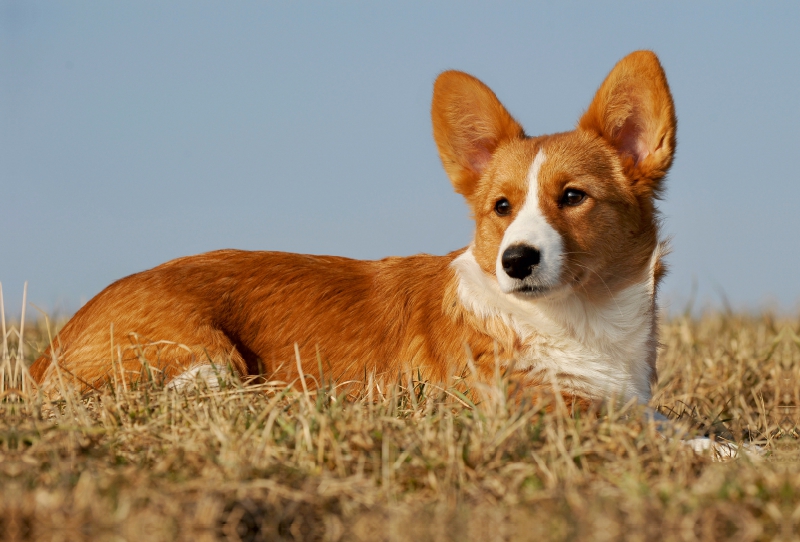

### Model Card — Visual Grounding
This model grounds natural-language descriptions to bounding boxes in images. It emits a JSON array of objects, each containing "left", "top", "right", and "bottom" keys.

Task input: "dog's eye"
[
  {"left": 494, "top": 198, "right": 512, "bottom": 216},
  {"left": 561, "top": 189, "right": 586, "bottom": 207}
]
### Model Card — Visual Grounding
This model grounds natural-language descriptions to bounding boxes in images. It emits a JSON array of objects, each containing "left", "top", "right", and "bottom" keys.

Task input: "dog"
[{"left": 30, "top": 50, "right": 675, "bottom": 412}]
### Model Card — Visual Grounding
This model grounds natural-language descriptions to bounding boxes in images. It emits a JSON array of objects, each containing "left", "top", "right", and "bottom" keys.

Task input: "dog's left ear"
[{"left": 579, "top": 51, "right": 676, "bottom": 197}]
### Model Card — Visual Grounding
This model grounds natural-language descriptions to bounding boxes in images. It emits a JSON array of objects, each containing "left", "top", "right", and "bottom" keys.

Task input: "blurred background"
[{"left": 2, "top": 1, "right": 799, "bottom": 318}]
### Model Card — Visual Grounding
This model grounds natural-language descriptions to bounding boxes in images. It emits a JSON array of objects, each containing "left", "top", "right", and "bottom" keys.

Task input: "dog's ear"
[
  {"left": 432, "top": 71, "right": 524, "bottom": 199},
  {"left": 579, "top": 51, "right": 676, "bottom": 197}
]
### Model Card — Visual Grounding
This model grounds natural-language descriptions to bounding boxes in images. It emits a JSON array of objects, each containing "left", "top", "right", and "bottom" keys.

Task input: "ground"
[{"left": 1, "top": 312, "right": 798, "bottom": 541}]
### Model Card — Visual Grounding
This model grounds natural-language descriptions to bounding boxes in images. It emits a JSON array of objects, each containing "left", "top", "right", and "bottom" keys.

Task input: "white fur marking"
[
  {"left": 647, "top": 409, "right": 764, "bottom": 461},
  {"left": 496, "top": 151, "right": 563, "bottom": 294},
  {"left": 167, "top": 364, "right": 228, "bottom": 392},
  {"left": 680, "top": 437, "right": 766, "bottom": 461},
  {"left": 648, "top": 241, "right": 668, "bottom": 296},
  {"left": 453, "top": 247, "right": 656, "bottom": 403}
]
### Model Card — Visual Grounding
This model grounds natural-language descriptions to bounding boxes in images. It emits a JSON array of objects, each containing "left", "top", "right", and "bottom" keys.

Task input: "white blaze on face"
[{"left": 496, "top": 150, "right": 563, "bottom": 294}]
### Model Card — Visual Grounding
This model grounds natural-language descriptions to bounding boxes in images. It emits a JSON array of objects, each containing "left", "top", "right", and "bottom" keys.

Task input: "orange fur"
[
  {"left": 31, "top": 251, "right": 487, "bottom": 387},
  {"left": 30, "top": 51, "right": 676, "bottom": 407}
]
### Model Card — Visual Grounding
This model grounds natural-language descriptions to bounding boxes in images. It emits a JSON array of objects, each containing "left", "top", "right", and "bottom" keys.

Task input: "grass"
[{"left": 1, "top": 306, "right": 799, "bottom": 541}]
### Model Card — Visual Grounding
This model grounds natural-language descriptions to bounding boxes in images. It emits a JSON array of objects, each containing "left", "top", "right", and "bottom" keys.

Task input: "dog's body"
[{"left": 30, "top": 51, "right": 676, "bottom": 408}]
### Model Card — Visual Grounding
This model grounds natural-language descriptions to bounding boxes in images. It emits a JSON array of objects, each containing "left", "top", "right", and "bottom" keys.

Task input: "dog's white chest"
[
  {"left": 513, "top": 303, "right": 655, "bottom": 403},
  {"left": 452, "top": 248, "right": 657, "bottom": 403}
]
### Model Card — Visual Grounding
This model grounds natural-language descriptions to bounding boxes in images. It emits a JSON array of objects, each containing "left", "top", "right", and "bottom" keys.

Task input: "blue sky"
[{"left": 2, "top": 1, "right": 799, "bottom": 317}]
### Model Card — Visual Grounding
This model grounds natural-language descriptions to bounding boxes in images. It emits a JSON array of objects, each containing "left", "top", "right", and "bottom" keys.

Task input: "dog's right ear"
[
  {"left": 578, "top": 51, "right": 676, "bottom": 198},
  {"left": 432, "top": 71, "right": 524, "bottom": 199}
]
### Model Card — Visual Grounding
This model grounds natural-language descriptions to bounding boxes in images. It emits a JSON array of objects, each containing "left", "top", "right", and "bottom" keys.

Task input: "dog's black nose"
[{"left": 501, "top": 245, "right": 541, "bottom": 280}]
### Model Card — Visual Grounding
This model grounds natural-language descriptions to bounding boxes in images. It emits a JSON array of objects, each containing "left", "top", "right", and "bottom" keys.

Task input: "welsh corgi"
[{"left": 30, "top": 50, "right": 676, "bottom": 409}]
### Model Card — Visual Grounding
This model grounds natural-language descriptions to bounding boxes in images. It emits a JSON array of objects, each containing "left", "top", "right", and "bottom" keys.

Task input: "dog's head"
[{"left": 432, "top": 51, "right": 676, "bottom": 302}]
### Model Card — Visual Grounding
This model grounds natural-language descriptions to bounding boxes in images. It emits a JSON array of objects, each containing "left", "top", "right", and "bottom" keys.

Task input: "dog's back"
[{"left": 30, "top": 249, "right": 496, "bottom": 389}]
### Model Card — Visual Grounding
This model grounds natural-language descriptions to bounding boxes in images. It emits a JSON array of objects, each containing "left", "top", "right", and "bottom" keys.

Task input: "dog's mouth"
[
  {"left": 510, "top": 284, "right": 551, "bottom": 298},
  {"left": 510, "top": 272, "right": 585, "bottom": 299}
]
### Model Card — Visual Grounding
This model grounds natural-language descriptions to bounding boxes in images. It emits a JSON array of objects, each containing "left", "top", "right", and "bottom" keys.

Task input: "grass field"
[{"left": 1, "top": 310, "right": 799, "bottom": 541}]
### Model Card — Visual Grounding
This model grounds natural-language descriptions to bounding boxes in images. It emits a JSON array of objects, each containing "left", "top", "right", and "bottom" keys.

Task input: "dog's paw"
[
  {"left": 682, "top": 437, "right": 766, "bottom": 461},
  {"left": 167, "top": 364, "right": 231, "bottom": 392}
]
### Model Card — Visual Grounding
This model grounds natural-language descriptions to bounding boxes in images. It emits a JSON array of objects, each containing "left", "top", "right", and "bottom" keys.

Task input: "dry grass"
[{"left": 1, "top": 305, "right": 799, "bottom": 541}]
